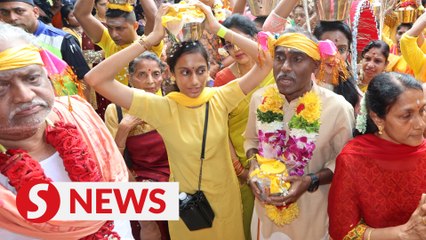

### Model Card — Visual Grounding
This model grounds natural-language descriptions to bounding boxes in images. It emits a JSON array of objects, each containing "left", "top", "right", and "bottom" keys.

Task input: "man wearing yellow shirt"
[
  {"left": 74, "top": 0, "right": 161, "bottom": 86},
  {"left": 400, "top": 12, "right": 426, "bottom": 82}
]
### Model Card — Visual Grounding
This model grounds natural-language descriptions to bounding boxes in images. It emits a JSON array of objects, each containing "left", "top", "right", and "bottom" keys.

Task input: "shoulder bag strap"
[{"left": 197, "top": 102, "right": 209, "bottom": 191}]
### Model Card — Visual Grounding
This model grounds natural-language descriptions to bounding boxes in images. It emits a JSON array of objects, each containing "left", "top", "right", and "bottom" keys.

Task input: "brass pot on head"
[
  {"left": 397, "top": 6, "right": 418, "bottom": 23},
  {"left": 315, "top": 0, "right": 353, "bottom": 21},
  {"left": 247, "top": 0, "right": 281, "bottom": 17}
]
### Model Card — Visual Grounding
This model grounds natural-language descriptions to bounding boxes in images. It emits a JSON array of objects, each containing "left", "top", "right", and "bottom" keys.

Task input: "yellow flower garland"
[
  {"left": 258, "top": 87, "right": 284, "bottom": 114},
  {"left": 265, "top": 203, "right": 299, "bottom": 226},
  {"left": 254, "top": 86, "right": 322, "bottom": 226},
  {"left": 296, "top": 91, "right": 321, "bottom": 124}
]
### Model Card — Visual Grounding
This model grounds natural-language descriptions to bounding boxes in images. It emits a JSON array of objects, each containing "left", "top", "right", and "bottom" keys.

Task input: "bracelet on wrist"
[
  {"left": 216, "top": 26, "right": 228, "bottom": 38},
  {"left": 138, "top": 36, "right": 152, "bottom": 50}
]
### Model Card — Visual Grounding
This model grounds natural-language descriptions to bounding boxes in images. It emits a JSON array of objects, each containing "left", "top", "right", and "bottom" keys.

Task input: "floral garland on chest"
[
  {"left": 0, "top": 120, "right": 120, "bottom": 240},
  {"left": 251, "top": 85, "right": 322, "bottom": 225}
]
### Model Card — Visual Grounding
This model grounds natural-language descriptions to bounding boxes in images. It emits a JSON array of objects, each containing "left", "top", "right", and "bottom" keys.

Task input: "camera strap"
[{"left": 197, "top": 101, "right": 209, "bottom": 191}]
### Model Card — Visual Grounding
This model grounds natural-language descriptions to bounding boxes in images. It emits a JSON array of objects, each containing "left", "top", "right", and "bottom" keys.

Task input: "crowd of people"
[{"left": 0, "top": 0, "right": 426, "bottom": 239}]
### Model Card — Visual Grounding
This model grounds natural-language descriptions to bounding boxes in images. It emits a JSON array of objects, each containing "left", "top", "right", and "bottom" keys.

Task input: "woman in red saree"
[
  {"left": 329, "top": 72, "right": 426, "bottom": 240},
  {"left": 104, "top": 51, "right": 170, "bottom": 240}
]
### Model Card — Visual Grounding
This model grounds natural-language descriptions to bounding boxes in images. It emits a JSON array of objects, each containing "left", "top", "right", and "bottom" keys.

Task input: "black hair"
[
  {"left": 313, "top": 21, "right": 353, "bottom": 47},
  {"left": 355, "top": 72, "right": 422, "bottom": 136},
  {"left": 61, "top": 4, "right": 74, "bottom": 28},
  {"left": 333, "top": 77, "right": 360, "bottom": 108},
  {"left": 166, "top": 41, "right": 209, "bottom": 73},
  {"left": 92, "top": 0, "right": 104, "bottom": 16},
  {"left": 34, "top": 0, "right": 53, "bottom": 23},
  {"left": 128, "top": 51, "right": 165, "bottom": 75},
  {"left": 361, "top": 40, "right": 389, "bottom": 60},
  {"left": 254, "top": 16, "right": 267, "bottom": 29},
  {"left": 106, "top": 9, "right": 136, "bottom": 23},
  {"left": 220, "top": 14, "right": 259, "bottom": 45},
  {"left": 396, "top": 23, "right": 413, "bottom": 32}
]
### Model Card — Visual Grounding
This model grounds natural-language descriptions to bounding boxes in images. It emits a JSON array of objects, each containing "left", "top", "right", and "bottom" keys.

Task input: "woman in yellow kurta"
[{"left": 85, "top": 3, "right": 273, "bottom": 240}]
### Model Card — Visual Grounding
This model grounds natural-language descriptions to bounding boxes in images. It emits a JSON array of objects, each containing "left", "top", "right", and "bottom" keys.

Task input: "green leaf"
[
  {"left": 257, "top": 109, "right": 283, "bottom": 123},
  {"left": 288, "top": 116, "right": 320, "bottom": 133}
]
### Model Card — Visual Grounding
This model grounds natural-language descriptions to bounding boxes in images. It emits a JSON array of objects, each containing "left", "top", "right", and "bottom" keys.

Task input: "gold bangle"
[{"left": 138, "top": 36, "right": 152, "bottom": 50}]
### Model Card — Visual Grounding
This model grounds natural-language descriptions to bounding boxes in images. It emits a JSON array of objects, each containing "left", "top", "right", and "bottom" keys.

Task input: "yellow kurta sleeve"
[
  {"left": 400, "top": 34, "right": 426, "bottom": 82},
  {"left": 421, "top": 40, "right": 426, "bottom": 53},
  {"left": 127, "top": 89, "right": 172, "bottom": 129},
  {"left": 104, "top": 103, "right": 119, "bottom": 138},
  {"left": 214, "top": 80, "right": 247, "bottom": 114}
]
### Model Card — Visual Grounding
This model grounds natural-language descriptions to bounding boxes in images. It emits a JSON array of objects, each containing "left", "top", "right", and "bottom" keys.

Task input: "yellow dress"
[
  {"left": 400, "top": 34, "right": 426, "bottom": 82},
  {"left": 128, "top": 81, "right": 246, "bottom": 240},
  {"left": 386, "top": 54, "right": 414, "bottom": 76},
  {"left": 228, "top": 71, "right": 275, "bottom": 240}
]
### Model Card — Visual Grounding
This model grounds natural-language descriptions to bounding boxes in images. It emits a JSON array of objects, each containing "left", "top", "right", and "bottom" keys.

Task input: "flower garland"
[
  {"left": 0, "top": 121, "right": 120, "bottom": 240},
  {"left": 252, "top": 85, "right": 321, "bottom": 225}
]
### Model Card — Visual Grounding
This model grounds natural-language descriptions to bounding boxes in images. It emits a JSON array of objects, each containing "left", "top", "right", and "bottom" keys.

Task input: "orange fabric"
[
  {"left": 0, "top": 96, "right": 128, "bottom": 239},
  {"left": 52, "top": 12, "right": 63, "bottom": 29},
  {"left": 214, "top": 67, "right": 236, "bottom": 87}
]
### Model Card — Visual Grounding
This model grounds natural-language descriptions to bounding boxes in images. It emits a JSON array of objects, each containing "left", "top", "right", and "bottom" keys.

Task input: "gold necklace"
[{"left": 236, "top": 63, "right": 242, "bottom": 78}]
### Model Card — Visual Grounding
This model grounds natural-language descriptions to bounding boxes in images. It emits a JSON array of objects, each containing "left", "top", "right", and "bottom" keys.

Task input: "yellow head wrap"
[
  {"left": 0, "top": 45, "right": 43, "bottom": 71},
  {"left": 0, "top": 45, "right": 85, "bottom": 106},
  {"left": 107, "top": 3, "right": 134, "bottom": 12},
  {"left": 267, "top": 33, "right": 320, "bottom": 61}
]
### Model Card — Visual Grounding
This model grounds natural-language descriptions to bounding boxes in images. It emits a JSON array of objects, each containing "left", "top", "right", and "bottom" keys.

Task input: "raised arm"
[
  {"left": 196, "top": 1, "right": 273, "bottom": 94},
  {"left": 263, "top": 0, "right": 299, "bottom": 33},
  {"left": 232, "top": 0, "right": 246, "bottom": 14},
  {"left": 84, "top": 6, "right": 168, "bottom": 109},
  {"left": 401, "top": 13, "right": 426, "bottom": 80},
  {"left": 74, "top": 0, "right": 105, "bottom": 43},
  {"left": 406, "top": 11, "right": 426, "bottom": 37},
  {"left": 140, "top": 0, "right": 157, "bottom": 35}
]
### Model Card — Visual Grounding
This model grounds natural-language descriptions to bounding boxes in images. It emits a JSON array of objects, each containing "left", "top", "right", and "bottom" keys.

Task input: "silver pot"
[
  {"left": 173, "top": 22, "right": 204, "bottom": 42},
  {"left": 315, "top": 0, "right": 353, "bottom": 21},
  {"left": 166, "top": 21, "right": 205, "bottom": 43},
  {"left": 247, "top": 0, "right": 281, "bottom": 17},
  {"left": 108, "top": 0, "right": 136, "bottom": 5}
]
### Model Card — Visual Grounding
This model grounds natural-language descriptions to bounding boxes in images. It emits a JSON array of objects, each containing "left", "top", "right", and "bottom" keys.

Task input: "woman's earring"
[{"left": 378, "top": 125, "right": 383, "bottom": 135}]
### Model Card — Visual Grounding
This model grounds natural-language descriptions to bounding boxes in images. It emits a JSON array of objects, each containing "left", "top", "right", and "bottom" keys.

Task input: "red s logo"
[{"left": 16, "top": 179, "right": 60, "bottom": 223}]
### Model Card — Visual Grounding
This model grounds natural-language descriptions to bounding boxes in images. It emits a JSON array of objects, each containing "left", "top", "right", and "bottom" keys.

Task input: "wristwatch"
[{"left": 307, "top": 173, "right": 320, "bottom": 192}]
